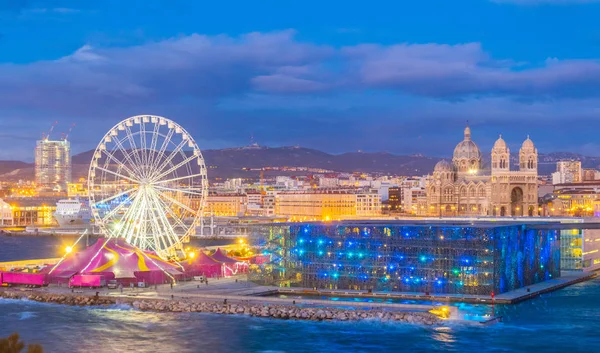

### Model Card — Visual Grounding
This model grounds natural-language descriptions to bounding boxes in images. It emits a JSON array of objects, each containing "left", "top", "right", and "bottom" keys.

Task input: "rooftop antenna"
[{"left": 45, "top": 121, "right": 58, "bottom": 140}]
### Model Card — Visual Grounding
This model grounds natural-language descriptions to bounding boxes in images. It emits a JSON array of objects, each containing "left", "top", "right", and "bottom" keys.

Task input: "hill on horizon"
[{"left": 1, "top": 145, "right": 599, "bottom": 181}]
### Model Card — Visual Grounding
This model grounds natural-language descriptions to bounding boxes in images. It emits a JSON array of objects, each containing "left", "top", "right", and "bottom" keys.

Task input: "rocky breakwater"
[
  {"left": 0, "top": 290, "right": 440, "bottom": 325},
  {"left": 0, "top": 290, "right": 116, "bottom": 306},
  {"left": 130, "top": 299, "right": 441, "bottom": 325}
]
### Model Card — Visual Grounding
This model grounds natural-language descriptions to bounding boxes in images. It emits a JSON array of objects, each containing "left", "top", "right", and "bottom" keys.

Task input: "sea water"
[{"left": 1, "top": 235, "right": 599, "bottom": 352}]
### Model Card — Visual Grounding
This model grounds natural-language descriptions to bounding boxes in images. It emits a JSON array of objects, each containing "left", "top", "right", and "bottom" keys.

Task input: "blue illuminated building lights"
[{"left": 265, "top": 222, "right": 560, "bottom": 295}]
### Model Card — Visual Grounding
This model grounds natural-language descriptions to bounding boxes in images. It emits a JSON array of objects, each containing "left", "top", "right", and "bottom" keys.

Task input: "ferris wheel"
[{"left": 88, "top": 115, "right": 208, "bottom": 258}]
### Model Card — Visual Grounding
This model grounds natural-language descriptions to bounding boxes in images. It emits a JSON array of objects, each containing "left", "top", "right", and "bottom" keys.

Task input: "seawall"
[{"left": 0, "top": 289, "right": 441, "bottom": 325}]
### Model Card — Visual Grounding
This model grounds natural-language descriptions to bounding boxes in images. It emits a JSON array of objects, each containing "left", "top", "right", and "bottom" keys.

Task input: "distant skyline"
[{"left": 1, "top": 0, "right": 600, "bottom": 161}]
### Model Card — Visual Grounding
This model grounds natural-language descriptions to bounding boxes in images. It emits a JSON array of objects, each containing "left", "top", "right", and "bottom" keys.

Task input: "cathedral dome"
[
  {"left": 521, "top": 135, "right": 535, "bottom": 150},
  {"left": 434, "top": 159, "right": 453, "bottom": 172},
  {"left": 453, "top": 126, "right": 482, "bottom": 161}
]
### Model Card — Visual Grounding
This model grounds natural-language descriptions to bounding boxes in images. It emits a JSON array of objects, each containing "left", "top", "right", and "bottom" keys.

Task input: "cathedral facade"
[{"left": 425, "top": 126, "right": 538, "bottom": 217}]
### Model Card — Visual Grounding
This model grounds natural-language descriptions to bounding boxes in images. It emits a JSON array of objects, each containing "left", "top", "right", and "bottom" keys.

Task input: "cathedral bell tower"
[
  {"left": 491, "top": 134, "right": 510, "bottom": 175},
  {"left": 519, "top": 135, "right": 538, "bottom": 173}
]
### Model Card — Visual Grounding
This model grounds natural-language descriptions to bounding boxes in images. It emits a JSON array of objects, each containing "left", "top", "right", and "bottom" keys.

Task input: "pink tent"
[
  {"left": 48, "top": 238, "right": 183, "bottom": 286},
  {"left": 211, "top": 248, "right": 248, "bottom": 276},
  {"left": 182, "top": 252, "right": 223, "bottom": 278}
]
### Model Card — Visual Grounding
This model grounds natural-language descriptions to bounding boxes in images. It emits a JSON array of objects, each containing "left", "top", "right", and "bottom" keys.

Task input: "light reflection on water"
[
  {"left": 1, "top": 236, "right": 600, "bottom": 352},
  {"left": 277, "top": 293, "right": 495, "bottom": 321},
  {"left": 0, "top": 278, "right": 599, "bottom": 353}
]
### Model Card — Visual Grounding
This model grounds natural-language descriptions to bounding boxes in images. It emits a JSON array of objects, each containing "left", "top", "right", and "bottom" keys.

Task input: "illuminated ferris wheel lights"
[{"left": 88, "top": 115, "right": 208, "bottom": 258}]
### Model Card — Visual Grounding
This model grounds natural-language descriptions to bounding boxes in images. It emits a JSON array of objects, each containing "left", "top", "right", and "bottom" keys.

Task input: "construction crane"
[
  {"left": 41, "top": 121, "right": 58, "bottom": 140},
  {"left": 62, "top": 123, "right": 76, "bottom": 141}
]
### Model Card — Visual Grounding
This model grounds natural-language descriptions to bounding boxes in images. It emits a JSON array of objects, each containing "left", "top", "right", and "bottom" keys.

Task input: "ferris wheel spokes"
[
  {"left": 123, "top": 123, "right": 147, "bottom": 179},
  {"left": 155, "top": 191, "right": 198, "bottom": 216},
  {"left": 148, "top": 128, "right": 175, "bottom": 176},
  {"left": 153, "top": 185, "right": 206, "bottom": 197},
  {"left": 110, "top": 134, "right": 147, "bottom": 178},
  {"left": 98, "top": 189, "right": 139, "bottom": 224},
  {"left": 147, "top": 119, "right": 162, "bottom": 171},
  {"left": 148, "top": 189, "right": 184, "bottom": 248},
  {"left": 93, "top": 166, "right": 141, "bottom": 184},
  {"left": 99, "top": 148, "right": 140, "bottom": 182},
  {"left": 151, "top": 173, "right": 207, "bottom": 185},
  {"left": 92, "top": 187, "right": 138, "bottom": 208},
  {"left": 149, "top": 153, "right": 198, "bottom": 184},
  {"left": 147, "top": 138, "right": 188, "bottom": 181}
]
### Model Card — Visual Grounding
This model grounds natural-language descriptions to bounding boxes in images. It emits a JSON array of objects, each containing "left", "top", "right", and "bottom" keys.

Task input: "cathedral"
[{"left": 424, "top": 125, "right": 538, "bottom": 217}]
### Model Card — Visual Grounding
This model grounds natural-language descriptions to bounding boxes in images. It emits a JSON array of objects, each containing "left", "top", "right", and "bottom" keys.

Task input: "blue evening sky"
[{"left": 1, "top": 0, "right": 599, "bottom": 161}]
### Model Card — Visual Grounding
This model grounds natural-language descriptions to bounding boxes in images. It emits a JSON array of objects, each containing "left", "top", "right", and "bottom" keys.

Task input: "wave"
[
  {"left": 0, "top": 297, "right": 55, "bottom": 307},
  {"left": 95, "top": 303, "right": 134, "bottom": 311},
  {"left": 0, "top": 298, "right": 24, "bottom": 305},
  {"left": 18, "top": 311, "right": 37, "bottom": 320}
]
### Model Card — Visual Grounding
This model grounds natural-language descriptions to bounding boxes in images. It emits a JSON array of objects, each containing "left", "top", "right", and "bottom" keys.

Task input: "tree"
[{"left": 0, "top": 333, "right": 43, "bottom": 353}]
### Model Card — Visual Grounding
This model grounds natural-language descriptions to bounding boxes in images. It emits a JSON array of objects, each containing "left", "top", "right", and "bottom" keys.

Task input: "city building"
[
  {"left": 318, "top": 176, "right": 340, "bottom": 188},
  {"left": 553, "top": 160, "right": 583, "bottom": 185},
  {"left": 583, "top": 227, "right": 600, "bottom": 272},
  {"left": 4, "top": 198, "right": 59, "bottom": 226},
  {"left": 275, "top": 176, "right": 305, "bottom": 190},
  {"left": 402, "top": 178, "right": 427, "bottom": 215},
  {"left": 7, "top": 182, "right": 38, "bottom": 198},
  {"left": 275, "top": 191, "right": 381, "bottom": 220},
  {"left": 67, "top": 182, "right": 88, "bottom": 198},
  {"left": 223, "top": 178, "right": 243, "bottom": 191},
  {"left": 549, "top": 183, "right": 600, "bottom": 217},
  {"left": 426, "top": 126, "right": 538, "bottom": 217},
  {"left": 356, "top": 193, "right": 382, "bottom": 216},
  {"left": 251, "top": 221, "right": 560, "bottom": 295},
  {"left": 387, "top": 187, "right": 401, "bottom": 212},
  {"left": 35, "top": 138, "right": 71, "bottom": 192},
  {"left": 263, "top": 194, "right": 276, "bottom": 217},
  {"left": 246, "top": 192, "right": 265, "bottom": 217},
  {"left": 204, "top": 194, "right": 246, "bottom": 217},
  {"left": 583, "top": 169, "right": 600, "bottom": 182},
  {"left": 0, "top": 199, "right": 12, "bottom": 225}
]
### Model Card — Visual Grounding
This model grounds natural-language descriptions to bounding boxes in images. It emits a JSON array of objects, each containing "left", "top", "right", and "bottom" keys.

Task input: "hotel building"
[{"left": 35, "top": 138, "right": 71, "bottom": 192}]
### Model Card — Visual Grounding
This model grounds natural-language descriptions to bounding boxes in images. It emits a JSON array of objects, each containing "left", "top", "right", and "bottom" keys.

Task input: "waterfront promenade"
[{"left": 273, "top": 271, "right": 597, "bottom": 305}]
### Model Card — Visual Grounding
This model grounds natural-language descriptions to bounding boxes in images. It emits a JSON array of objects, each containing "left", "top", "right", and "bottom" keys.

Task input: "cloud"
[
  {"left": 0, "top": 30, "right": 332, "bottom": 114},
  {"left": 52, "top": 7, "right": 79, "bottom": 13},
  {"left": 1, "top": 30, "right": 600, "bottom": 156},
  {"left": 345, "top": 43, "right": 600, "bottom": 99},
  {"left": 2, "top": 31, "right": 600, "bottom": 115}
]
